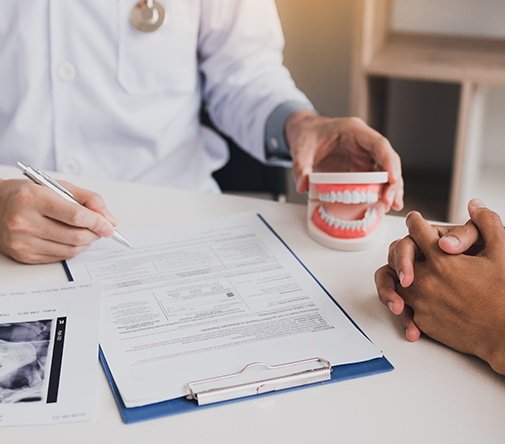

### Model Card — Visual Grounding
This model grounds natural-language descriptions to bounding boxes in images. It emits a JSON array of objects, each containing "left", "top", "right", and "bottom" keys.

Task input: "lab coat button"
[
  {"left": 270, "top": 137, "right": 279, "bottom": 149},
  {"left": 57, "top": 62, "right": 77, "bottom": 82},
  {"left": 61, "top": 159, "right": 80, "bottom": 174}
]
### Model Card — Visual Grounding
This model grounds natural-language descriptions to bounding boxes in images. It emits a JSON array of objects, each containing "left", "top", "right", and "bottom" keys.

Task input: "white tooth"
[
  {"left": 352, "top": 190, "right": 360, "bottom": 204},
  {"left": 336, "top": 191, "right": 343, "bottom": 203},
  {"left": 343, "top": 190, "right": 351, "bottom": 204},
  {"left": 360, "top": 191, "right": 367, "bottom": 203},
  {"left": 367, "top": 192, "right": 378, "bottom": 203},
  {"left": 330, "top": 191, "right": 336, "bottom": 203},
  {"left": 319, "top": 194, "right": 326, "bottom": 202}
]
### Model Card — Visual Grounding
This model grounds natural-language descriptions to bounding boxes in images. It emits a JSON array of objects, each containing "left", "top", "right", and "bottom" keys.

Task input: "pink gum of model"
[{"left": 307, "top": 172, "right": 388, "bottom": 251}]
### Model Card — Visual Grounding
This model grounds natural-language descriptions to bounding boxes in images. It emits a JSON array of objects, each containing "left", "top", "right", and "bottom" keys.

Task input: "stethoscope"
[{"left": 130, "top": 0, "right": 166, "bottom": 33}]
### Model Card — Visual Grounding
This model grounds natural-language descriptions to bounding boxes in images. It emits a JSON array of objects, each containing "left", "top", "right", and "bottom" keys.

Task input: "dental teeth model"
[{"left": 307, "top": 172, "right": 389, "bottom": 251}]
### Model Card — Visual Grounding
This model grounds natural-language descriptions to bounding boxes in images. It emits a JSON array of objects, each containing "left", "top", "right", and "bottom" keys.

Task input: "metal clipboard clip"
[{"left": 187, "top": 357, "right": 332, "bottom": 406}]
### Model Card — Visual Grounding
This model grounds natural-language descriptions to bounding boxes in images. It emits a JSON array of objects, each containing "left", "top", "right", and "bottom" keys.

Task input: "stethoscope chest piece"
[{"left": 131, "top": 0, "right": 165, "bottom": 33}]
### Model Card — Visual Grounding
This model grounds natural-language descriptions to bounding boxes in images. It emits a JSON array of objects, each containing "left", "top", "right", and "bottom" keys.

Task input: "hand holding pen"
[{"left": 0, "top": 162, "right": 131, "bottom": 264}]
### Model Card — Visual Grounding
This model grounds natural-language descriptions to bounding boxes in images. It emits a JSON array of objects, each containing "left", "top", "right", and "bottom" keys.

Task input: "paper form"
[
  {"left": 0, "top": 283, "right": 100, "bottom": 426},
  {"left": 67, "top": 213, "right": 383, "bottom": 408}
]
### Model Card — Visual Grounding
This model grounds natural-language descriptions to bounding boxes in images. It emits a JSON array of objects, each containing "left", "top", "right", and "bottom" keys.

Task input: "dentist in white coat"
[{"left": 0, "top": 0, "right": 403, "bottom": 264}]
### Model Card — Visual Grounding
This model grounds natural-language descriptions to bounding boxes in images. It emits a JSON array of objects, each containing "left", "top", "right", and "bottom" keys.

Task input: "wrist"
[
  {"left": 285, "top": 110, "right": 319, "bottom": 156},
  {"left": 484, "top": 338, "right": 505, "bottom": 375},
  {"left": 479, "top": 304, "right": 505, "bottom": 375}
]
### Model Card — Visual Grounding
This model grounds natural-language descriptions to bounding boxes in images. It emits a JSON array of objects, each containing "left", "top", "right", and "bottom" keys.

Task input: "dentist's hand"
[
  {"left": 286, "top": 111, "right": 404, "bottom": 212},
  {"left": 0, "top": 179, "right": 116, "bottom": 264}
]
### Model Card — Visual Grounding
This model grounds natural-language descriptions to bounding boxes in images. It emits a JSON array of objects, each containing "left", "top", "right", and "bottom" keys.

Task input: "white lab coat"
[{"left": 0, "top": 0, "right": 310, "bottom": 192}]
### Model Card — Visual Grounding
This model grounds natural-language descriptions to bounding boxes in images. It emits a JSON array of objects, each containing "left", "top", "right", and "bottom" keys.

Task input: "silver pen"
[{"left": 17, "top": 161, "right": 132, "bottom": 249}]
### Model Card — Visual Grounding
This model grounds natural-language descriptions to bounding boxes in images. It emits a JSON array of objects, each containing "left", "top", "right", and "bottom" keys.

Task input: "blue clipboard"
[{"left": 63, "top": 214, "right": 393, "bottom": 424}]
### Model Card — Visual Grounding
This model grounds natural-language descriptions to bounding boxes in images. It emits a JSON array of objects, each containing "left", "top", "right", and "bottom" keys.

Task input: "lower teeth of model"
[{"left": 318, "top": 206, "right": 376, "bottom": 230}]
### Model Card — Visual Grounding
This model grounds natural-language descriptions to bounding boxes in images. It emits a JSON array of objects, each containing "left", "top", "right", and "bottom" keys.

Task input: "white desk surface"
[{"left": 0, "top": 164, "right": 503, "bottom": 443}]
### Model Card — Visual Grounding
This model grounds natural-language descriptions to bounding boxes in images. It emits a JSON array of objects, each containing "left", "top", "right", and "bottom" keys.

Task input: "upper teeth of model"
[
  {"left": 318, "top": 206, "right": 377, "bottom": 230},
  {"left": 318, "top": 190, "right": 378, "bottom": 204}
]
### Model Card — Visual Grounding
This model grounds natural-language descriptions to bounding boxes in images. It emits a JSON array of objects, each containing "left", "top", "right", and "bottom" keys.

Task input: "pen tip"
[{"left": 113, "top": 231, "right": 133, "bottom": 249}]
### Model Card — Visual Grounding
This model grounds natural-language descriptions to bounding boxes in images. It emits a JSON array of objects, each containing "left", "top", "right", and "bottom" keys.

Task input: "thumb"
[
  {"left": 437, "top": 220, "right": 480, "bottom": 254},
  {"left": 467, "top": 198, "right": 505, "bottom": 258},
  {"left": 292, "top": 149, "right": 316, "bottom": 193}
]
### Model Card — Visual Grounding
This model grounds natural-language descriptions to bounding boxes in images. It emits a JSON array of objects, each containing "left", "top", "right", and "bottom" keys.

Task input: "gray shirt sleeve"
[{"left": 265, "top": 100, "right": 315, "bottom": 162}]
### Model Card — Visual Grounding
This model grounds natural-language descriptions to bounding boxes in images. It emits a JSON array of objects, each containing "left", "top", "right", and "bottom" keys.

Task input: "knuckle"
[
  {"left": 376, "top": 134, "right": 389, "bottom": 147},
  {"left": 5, "top": 214, "right": 26, "bottom": 232},
  {"left": 388, "top": 239, "right": 400, "bottom": 254},
  {"left": 68, "top": 209, "right": 85, "bottom": 227},
  {"left": 374, "top": 265, "right": 388, "bottom": 286},
  {"left": 22, "top": 254, "right": 40, "bottom": 265},
  {"left": 91, "top": 218, "right": 107, "bottom": 235},
  {"left": 482, "top": 210, "right": 502, "bottom": 226},
  {"left": 61, "top": 246, "right": 84, "bottom": 260},
  {"left": 292, "top": 158, "right": 305, "bottom": 173},
  {"left": 10, "top": 239, "right": 24, "bottom": 253},
  {"left": 13, "top": 184, "right": 35, "bottom": 206},
  {"left": 374, "top": 267, "right": 383, "bottom": 284},
  {"left": 89, "top": 192, "right": 105, "bottom": 207},
  {"left": 70, "top": 230, "right": 90, "bottom": 246},
  {"left": 7, "top": 242, "right": 30, "bottom": 264},
  {"left": 347, "top": 116, "right": 365, "bottom": 127}
]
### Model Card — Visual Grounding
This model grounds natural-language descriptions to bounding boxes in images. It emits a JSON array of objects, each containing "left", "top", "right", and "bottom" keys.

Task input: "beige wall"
[
  {"left": 275, "top": 0, "right": 354, "bottom": 201},
  {"left": 275, "top": 0, "right": 353, "bottom": 117}
]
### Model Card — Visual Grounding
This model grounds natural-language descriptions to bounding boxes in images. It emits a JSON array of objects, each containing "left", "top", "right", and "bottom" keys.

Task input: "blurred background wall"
[
  {"left": 275, "top": 0, "right": 505, "bottom": 208},
  {"left": 275, "top": 0, "right": 353, "bottom": 202}
]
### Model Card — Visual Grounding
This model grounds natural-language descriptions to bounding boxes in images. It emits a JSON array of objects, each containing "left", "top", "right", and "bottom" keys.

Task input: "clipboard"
[{"left": 63, "top": 214, "right": 393, "bottom": 424}]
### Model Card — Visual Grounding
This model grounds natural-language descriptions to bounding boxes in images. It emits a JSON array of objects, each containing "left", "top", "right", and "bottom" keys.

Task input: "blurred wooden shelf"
[
  {"left": 367, "top": 33, "right": 505, "bottom": 85},
  {"left": 352, "top": 0, "right": 504, "bottom": 223}
]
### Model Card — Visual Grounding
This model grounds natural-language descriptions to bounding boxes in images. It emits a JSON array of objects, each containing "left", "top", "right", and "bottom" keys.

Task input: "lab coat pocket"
[{"left": 117, "top": 0, "right": 198, "bottom": 95}]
